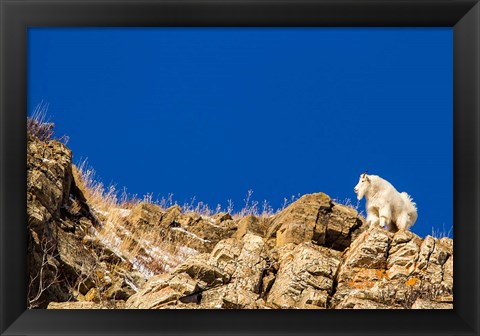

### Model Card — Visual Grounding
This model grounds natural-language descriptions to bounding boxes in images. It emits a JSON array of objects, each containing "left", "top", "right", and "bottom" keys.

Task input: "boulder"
[
  {"left": 266, "top": 193, "right": 364, "bottom": 251},
  {"left": 126, "top": 273, "right": 200, "bottom": 309},
  {"left": 267, "top": 193, "right": 331, "bottom": 247}
]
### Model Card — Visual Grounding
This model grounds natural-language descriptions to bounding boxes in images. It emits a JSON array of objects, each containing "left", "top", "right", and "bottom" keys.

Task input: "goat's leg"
[
  {"left": 366, "top": 212, "right": 380, "bottom": 229},
  {"left": 395, "top": 212, "right": 410, "bottom": 231},
  {"left": 379, "top": 207, "right": 392, "bottom": 231}
]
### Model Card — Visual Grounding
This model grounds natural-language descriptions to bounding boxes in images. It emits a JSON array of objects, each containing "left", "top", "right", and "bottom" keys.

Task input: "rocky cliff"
[{"left": 27, "top": 132, "right": 453, "bottom": 309}]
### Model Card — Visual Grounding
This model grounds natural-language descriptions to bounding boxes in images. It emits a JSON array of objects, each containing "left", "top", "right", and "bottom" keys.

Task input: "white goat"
[{"left": 354, "top": 172, "right": 417, "bottom": 233}]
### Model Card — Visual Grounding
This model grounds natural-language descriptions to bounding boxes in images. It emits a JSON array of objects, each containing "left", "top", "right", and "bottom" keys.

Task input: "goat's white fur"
[{"left": 354, "top": 173, "right": 417, "bottom": 232}]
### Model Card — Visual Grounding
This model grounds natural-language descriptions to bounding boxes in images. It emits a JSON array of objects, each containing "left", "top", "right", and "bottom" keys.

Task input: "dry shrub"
[{"left": 28, "top": 232, "right": 60, "bottom": 308}]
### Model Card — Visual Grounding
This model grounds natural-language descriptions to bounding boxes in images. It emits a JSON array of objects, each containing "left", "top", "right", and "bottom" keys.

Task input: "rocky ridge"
[{"left": 27, "top": 133, "right": 453, "bottom": 309}]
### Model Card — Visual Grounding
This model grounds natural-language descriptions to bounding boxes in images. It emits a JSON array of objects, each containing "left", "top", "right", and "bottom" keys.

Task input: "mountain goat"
[{"left": 354, "top": 172, "right": 417, "bottom": 233}]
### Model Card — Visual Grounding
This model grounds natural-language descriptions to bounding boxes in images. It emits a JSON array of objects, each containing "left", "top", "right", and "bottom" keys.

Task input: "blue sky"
[{"left": 28, "top": 28, "right": 453, "bottom": 238}]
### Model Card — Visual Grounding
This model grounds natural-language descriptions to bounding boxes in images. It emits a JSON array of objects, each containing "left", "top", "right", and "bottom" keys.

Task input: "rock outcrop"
[
  {"left": 27, "top": 131, "right": 453, "bottom": 309},
  {"left": 27, "top": 134, "right": 142, "bottom": 308},
  {"left": 266, "top": 193, "right": 364, "bottom": 251},
  {"left": 123, "top": 224, "right": 452, "bottom": 309},
  {"left": 331, "top": 228, "right": 453, "bottom": 309}
]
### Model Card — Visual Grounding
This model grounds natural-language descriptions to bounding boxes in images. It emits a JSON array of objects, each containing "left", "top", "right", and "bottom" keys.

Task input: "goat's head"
[{"left": 354, "top": 172, "right": 370, "bottom": 200}]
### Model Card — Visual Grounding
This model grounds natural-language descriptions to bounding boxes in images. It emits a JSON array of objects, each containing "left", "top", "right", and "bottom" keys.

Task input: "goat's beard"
[{"left": 356, "top": 190, "right": 365, "bottom": 201}]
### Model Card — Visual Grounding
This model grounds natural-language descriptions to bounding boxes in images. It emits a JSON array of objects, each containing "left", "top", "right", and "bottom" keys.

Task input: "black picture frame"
[{"left": 1, "top": 1, "right": 479, "bottom": 335}]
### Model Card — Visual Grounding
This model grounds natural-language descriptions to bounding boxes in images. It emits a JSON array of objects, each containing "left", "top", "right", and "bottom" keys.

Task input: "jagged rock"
[
  {"left": 411, "top": 235, "right": 451, "bottom": 287},
  {"left": 344, "top": 227, "right": 392, "bottom": 269},
  {"left": 124, "top": 234, "right": 270, "bottom": 309},
  {"left": 332, "top": 227, "right": 396, "bottom": 308},
  {"left": 105, "top": 204, "right": 238, "bottom": 276},
  {"left": 126, "top": 203, "right": 235, "bottom": 254},
  {"left": 126, "top": 273, "right": 200, "bottom": 309},
  {"left": 175, "top": 212, "right": 202, "bottom": 228},
  {"left": 267, "top": 243, "right": 341, "bottom": 309},
  {"left": 27, "top": 135, "right": 73, "bottom": 227},
  {"left": 325, "top": 203, "right": 365, "bottom": 250},
  {"left": 27, "top": 135, "right": 77, "bottom": 306},
  {"left": 235, "top": 215, "right": 266, "bottom": 239},
  {"left": 173, "top": 254, "right": 230, "bottom": 288},
  {"left": 442, "top": 256, "right": 453, "bottom": 289},
  {"left": 127, "top": 203, "right": 164, "bottom": 227},
  {"left": 168, "top": 226, "right": 212, "bottom": 252},
  {"left": 267, "top": 193, "right": 364, "bottom": 251},
  {"left": 104, "top": 279, "right": 136, "bottom": 300},
  {"left": 156, "top": 205, "right": 181, "bottom": 227},
  {"left": 439, "top": 237, "right": 453, "bottom": 254},
  {"left": 221, "top": 286, "right": 268, "bottom": 309},
  {"left": 27, "top": 134, "right": 142, "bottom": 308},
  {"left": 386, "top": 230, "right": 422, "bottom": 279},
  {"left": 191, "top": 284, "right": 268, "bottom": 309},
  {"left": 331, "top": 227, "right": 453, "bottom": 309},
  {"left": 261, "top": 273, "right": 276, "bottom": 295},
  {"left": 210, "top": 234, "right": 267, "bottom": 292},
  {"left": 212, "top": 212, "right": 233, "bottom": 223},
  {"left": 267, "top": 193, "right": 331, "bottom": 247},
  {"left": 186, "top": 217, "right": 236, "bottom": 250}
]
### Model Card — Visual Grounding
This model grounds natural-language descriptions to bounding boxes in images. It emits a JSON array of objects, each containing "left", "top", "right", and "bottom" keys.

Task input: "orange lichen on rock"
[{"left": 405, "top": 277, "right": 420, "bottom": 287}]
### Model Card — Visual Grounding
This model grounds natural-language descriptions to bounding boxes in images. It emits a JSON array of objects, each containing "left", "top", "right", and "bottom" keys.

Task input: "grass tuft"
[
  {"left": 27, "top": 101, "right": 69, "bottom": 144},
  {"left": 431, "top": 223, "right": 453, "bottom": 239}
]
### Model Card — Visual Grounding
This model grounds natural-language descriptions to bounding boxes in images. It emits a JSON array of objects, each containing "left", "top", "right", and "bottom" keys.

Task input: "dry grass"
[
  {"left": 333, "top": 197, "right": 362, "bottom": 213},
  {"left": 180, "top": 190, "right": 298, "bottom": 219},
  {"left": 73, "top": 161, "right": 200, "bottom": 275},
  {"left": 333, "top": 197, "right": 357, "bottom": 209},
  {"left": 74, "top": 154, "right": 313, "bottom": 228},
  {"left": 74, "top": 160, "right": 306, "bottom": 225},
  {"left": 181, "top": 196, "right": 217, "bottom": 217},
  {"left": 76, "top": 159, "right": 124, "bottom": 212},
  {"left": 78, "top": 182, "right": 301, "bottom": 276},
  {"left": 95, "top": 219, "right": 197, "bottom": 276},
  {"left": 27, "top": 102, "right": 69, "bottom": 144},
  {"left": 431, "top": 224, "right": 453, "bottom": 239},
  {"left": 27, "top": 102, "right": 54, "bottom": 141}
]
